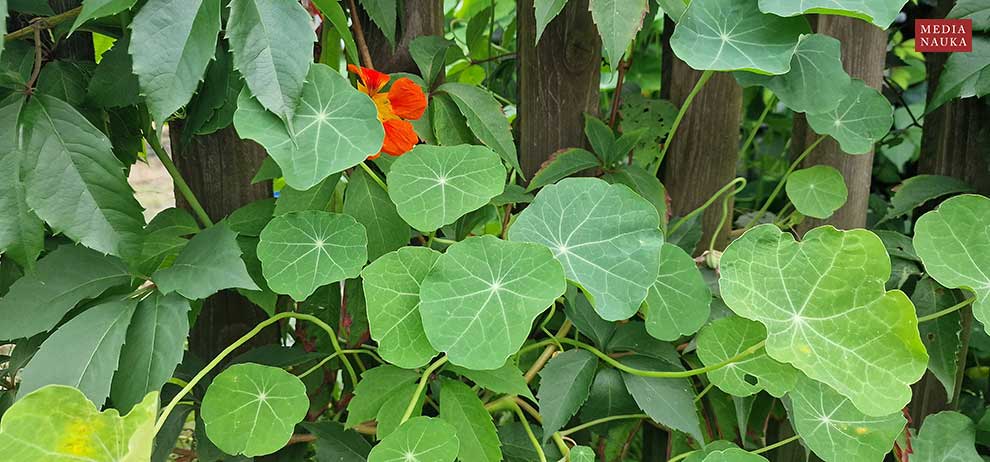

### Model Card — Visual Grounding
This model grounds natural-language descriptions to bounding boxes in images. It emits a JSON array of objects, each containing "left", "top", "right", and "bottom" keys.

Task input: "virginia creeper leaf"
[
  {"left": 71, "top": 0, "right": 138, "bottom": 33},
  {"left": 344, "top": 168, "right": 410, "bottom": 261},
  {"left": 620, "top": 355, "right": 705, "bottom": 443},
  {"left": 526, "top": 148, "right": 601, "bottom": 192},
  {"left": 446, "top": 362, "right": 536, "bottom": 401},
  {"left": 436, "top": 83, "right": 522, "bottom": 174},
  {"left": 785, "top": 165, "right": 848, "bottom": 219},
  {"left": 87, "top": 36, "right": 140, "bottom": 108},
  {"left": 345, "top": 365, "right": 419, "bottom": 428},
  {"left": 367, "top": 417, "right": 459, "bottom": 462},
  {"left": 533, "top": 0, "right": 569, "bottom": 44},
  {"left": 0, "top": 96, "right": 43, "bottom": 268},
  {"left": 300, "top": 421, "right": 372, "bottom": 462},
  {"left": 644, "top": 243, "right": 712, "bottom": 341},
  {"left": 807, "top": 79, "right": 893, "bottom": 155},
  {"left": 439, "top": 379, "right": 502, "bottom": 462},
  {"left": 880, "top": 174, "right": 974, "bottom": 223},
  {"left": 578, "top": 368, "right": 640, "bottom": 427},
  {"left": 537, "top": 349, "right": 597, "bottom": 443},
  {"left": 949, "top": 0, "right": 990, "bottom": 31},
  {"left": 696, "top": 316, "right": 799, "bottom": 397},
  {"left": 590, "top": 0, "right": 650, "bottom": 69},
  {"left": 152, "top": 223, "right": 260, "bottom": 300},
  {"left": 361, "top": 0, "right": 397, "bottom": 47},
  {"left": 929, "top": 37, "right": 990, "bottom": 113},
  {"left": 912, "top": 277, "right": 965, "bottom": 397}
]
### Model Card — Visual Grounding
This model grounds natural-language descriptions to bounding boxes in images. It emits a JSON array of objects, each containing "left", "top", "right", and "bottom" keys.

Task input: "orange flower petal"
[
  {"left": 347, "top": 64, "right": 390, "bottom": 94},
  {"left": 381, "top": 118, "right": 419, "bottom": 156},
  {"left": 387, "top": 78, "right": 428, "bottom": 120}
]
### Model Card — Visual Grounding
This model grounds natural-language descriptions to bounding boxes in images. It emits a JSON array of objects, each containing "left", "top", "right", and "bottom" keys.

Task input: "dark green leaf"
[
  {"left": 620, "top": 355, "right": 704, "bottom": 443},
  {"left": 880, "top": 174, "right": 974, "bottom": 222},
  {"left": 537, "top": 349, "right": 597, "bottom": 442},
  {"left": 440, "top": 379, "right": 502, "bottom": 462},
  {"left": 300, "top": 421, "right": 372, "bottom": 462},
  {"left": 913, "top": 277, "right": 965, "bottom": 397},
  {"left": 579, "top": 368, "right": 640, "bottom": 428},
  {"left": 275, "top": 173, "right": 341, "bottom": 216},
  {"left": 446, "top": 362, "right": 536, "bottom": 401},
  {"left": 526, "top": 148, "right": 600, "bottom": 192},
  {"left": 344, "top": 169, "right": 409, "bottom": 261},
  {"left": 0, "top": 96, "right": 43, "bottom": 268},
  {"left": 152, "top": 223, "right": 259, "bottom": 299},
  {"left": 437, "top": 83, "right": 522, "bottom": 174},
  {"left": 227, "top": 198, "right": 276, "bottom": 237},
  {"left": 345, "top": 366, "right": 419, "bottom": 428},
  {"left": 410, "top": 36, "right": 454, "bottom": 86},
  {"left": 71, "top": 0, "right": 138, "bottom": 33},
  {"left": 361, "top": 0, "right": 397, "bottom": 47}
]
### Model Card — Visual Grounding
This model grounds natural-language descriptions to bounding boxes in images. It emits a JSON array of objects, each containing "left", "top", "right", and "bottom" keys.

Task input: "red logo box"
[{"left": 916, "top": 19, "right": 973, "bottom": 52}]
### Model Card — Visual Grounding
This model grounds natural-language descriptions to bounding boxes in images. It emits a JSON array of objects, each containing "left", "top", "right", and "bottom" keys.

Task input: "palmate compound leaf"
[
  {"left": 807, "top": 79, "right": 894, "bottom": 155},
  {"left": 387, "top": 144, "right": 506, "bottom": 232},
  {"left": 701, "top": 448, "right": 769, "bottom": 462},
  {"left": 344, "top": 168, "right": 410, "bottom": 261},
  {"left": 619, "top": 355, "right": 705, "bottom": 443},
  {"left": 435, "top": 83, "right": 522, "bottom": 174},
  {"left": 258, "top": 210, "right": 368, "bottom": 301},
  {"left": 509, "top": 178, "right": 663, "bottom": 321},
  {"left": 914, "top": 195, "right": 990, "bottom": 334},
  {"left": 789, "top": 377, "right": 906, "bottom": 462},
  {"left": 420, "top": 235, "right": 566, "bottom": 370},
  {"left": 929, "top": 37, "right": 990, "bottom": 113},
  {"left": 537, "top": 349, "right": 598, "bottom": 443},
  {"left": 362, "top": 246, "right": 441, "bottom": 369},
  {"left": 234, "top": 62, "right": 384, "bottom": 191},
  {"left": 696, "top": 316, "right": 799, "bottom": 397},
  {"left": 367, "top": 417, "right": 459, "bottom": 462},
  {"left": 0, "top": 385, "right": 157, "bottom": 461},
  {"left": 439, "top": 379, "right": 502, "bottom": 462},
  {"left": 70, "top": 0, "right": 138, "bottom": 33},
  {"left": 201, "top": 363, "right": 309, "bottom": 457},
  {"left": 719, "top": 224, "right": 928, "bottom": 416},
  {"left": 912, "top": 411, "right": 982, "bottom": 462},
  {"left": 670, "top": 0, "right": 811, "bottom": 74},
  {"left": 0, "top": 97, "right": 43, "bottom": 269},
  {"left": 446, "top": 362, "right": 536, "bottom": 401},
  {"left": 152, "top": 223, "right": 259, "bottom": 300},
  {"left": 913, "top": 277, "right": 965, "bottom": 397},
  {"left": 784, "top": 166, "right": 848, "bottom": 219},
  {"left": 758, "top": 0, "right": 908, "bottom": 28},
  {"left": 643, "top": 243, "right": 712, "bottom": 341}
]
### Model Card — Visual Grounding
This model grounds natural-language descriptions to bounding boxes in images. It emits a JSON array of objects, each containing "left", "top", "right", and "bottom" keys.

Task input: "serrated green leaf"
[
  {"left": 275, "top": 173, "right": 341, "bottom": 216},
  {"left": 526, "top": 148, "right": 600, "bottom": 192},
  {"left": 912, "top": 411, "right": 981, "bottom": 462},
  {"left": 201, "top": 363, "right": 309, "bottom": 457},
  {"left": 601, "top": 164, "right": 667, "bottom": 222},
  {"left": 534, "top": 0, "right": 570, "bottom": 44},
  {"left": 912, "top": 277, "right": 964, "bottom": 397},
  {"left": 499, "top": 423, "right": 562, "bottom": 462},
  {"left": 361, "top": 0, "right": 397, "bottom": 47},
  {"left": 129, "top": 0, "right": 220, "bottom": 124},
  {"left": 620, "top": 355, "right": 704, "bottom": 443},
  {"left": 20, "top": 95, "right": 145, "bottom": 258},
  {"left": 785, "top": 165, "right": 848, "bottom": 219},
  {"left": 421, "top": 235, "right": 565, "bottom": 369},
  {"left": 720, "top": 224, "right": 928, "bottom": 416},
  {"left": 368, "top": 417, "right": 459, "bottom": 462},
  {"left": 930, "top": 37, "right": 990, "bottom": 112},
  {"left": 362, "top": 247, "right": 441, "bottom": 368},
  {"left": 619, "top": 94, "right": 677, "bottom": 166},
  {"left": 538, "top": 349, "right": 597, "bottom": 442},
  {"left": 807, "top": 79, "right": 893, "bottom": 155},
  {"left": 578, "top": 368, "right": 640, "bottom": 428},
  {"left": 410, "top": 36, "right": 454, "bottom": 86},
  {"left": 436, "top": 83, "right": 521, "bottom": 174},
  {"left": 509, "top": 178, "right": 663, "bottom": 321},
  {"left": 18, "top": 299, "right": 137, "bottom": 405},
  {"left": 670, "top": 0, "right": 810, "bottom": 74},
  {"left": 0, "top": 245, "right": 131, "bottom": 341},
  {"left": 110, "top": 292, "right": 190, "bottom": 413},
  {"left": 696, "top": 316, "right": 798, "bottom": 397},
  {"left": 86, "top": 36, "right": 140, "bottom": 108},
  {"left": 431, "top": 93, "right": 475, "bottom": 146},
  {"left": 446, "top": 362, "right": 536, "bottom": 401},
  {"left": 375, "top": 381, "right": 422, "bottom": 440},
  {"left": 227, "top": 198, "right": 276, "bottom": 237},
  {"left": 702, "top": 448, "right": 768, "bottom": 462},
  {"left": 880, "top": 174, "right": 974, "bottom": 223},
  {"left": 0, "top": 385, "right": 157, "bottom": 461},
  {"left": 644, "top": 243, "right": 711, "bottom": 341},
  {"left": 71, "top": 0, "right": 138, "bottom": 33},
  {"left": 387, "top": 144, "right": 506, "bottom": 232},
  {"left": 311, "top": 0, "right": 360, "bottom": 65},
  {"left": 300, "top": 421, "right": 372, "bottom": 462},
  {"left": 36, "top": 61, "right": 91, "bottom": 107},
  {"left": 234, "top": 63, "right": 384, "bottom": 191},
  {"left": 949, "top": 0, "right": 990, "bottom": 31},
  {"left": 345, "top": 366, "right": 419, "bottom": 427},
  {"left": 227, "top": 0, "right": 315, "bottom": 124},
  {"left": 564, "top": 288, "right": 616, "bottom": 348},
  {"left": 258, "top": 211, "right": 367, "bottom": 301},
  {"left": 439, "top": 379, "right": 502, "bottom": 462},
  {"left": 758, "top": 0, "right": 908, "bottom": 28},
  {"left": 345, "top": 168, "right": 410, "bottom": 261},
  {"left": 590, "top": 0, "right": 649, "bottom": 69},
  {"left": 915, "top": 195, "right": 990, "bottom": 337},
  {"left": 0, "top": 97, "right": 42, "bottom": 268},
  {"left": 153, "top": 223, "right": 259, "bottom": 299}
]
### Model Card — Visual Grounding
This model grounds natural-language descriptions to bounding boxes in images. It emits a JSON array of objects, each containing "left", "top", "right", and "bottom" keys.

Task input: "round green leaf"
[
  {"left": 509, "top": 178, "right": 663, "bottom": 321},
  {"left": 914, "top": 195, "right": 990, "bottom": 333},
  {"left": 387, "top": 144, "right": 507, "bottom": 232},
  {"left": 696, "top": 316, "right": 799, "bottom": 397},
  {"left": 702, "top": 448, "right": 769, "bottom": 462},
  {"left": 785, "top": 166, "right": 848, "bottom": 219},
  {"left": 362, "top": 247, "right": 442, "bottom": 369},
  {"left": 758, "top": 0, "right": 907, "bottom": 28},
  {"left": 368, "top": 417, "right": 459, "bottom": 462},
  {"left": 234, "top": 63, "right": 384, "bottom": 191},
  {"left": 258, "top": 210, "right": 368, "bottom": 301},
  {"left": 644, "top": 243, "right": 712, "bottom": 341},
  {"left": 807, "top": 79, "right": 893, "bottom": 155},
  {"left": 720, "top": 224, "right": 927, "bottom": 416},
  {"left": 420, "top": 235, "right": 566, "bottom": 370},
  {"left": 201, "top": 363, "right": 309, "bottom": 457},
  {"left": 670, "top": 0, "right": 811, "bottom": 74},
  {"left": 912, "top": 411, "right": 982, "bottom": 462}
]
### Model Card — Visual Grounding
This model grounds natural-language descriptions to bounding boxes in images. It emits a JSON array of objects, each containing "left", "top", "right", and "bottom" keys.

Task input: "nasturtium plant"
[
  {"left": 806, "top": 79, "right": 894, "bottom": 155},
  {"left": 367, "top": 417, "right": 459, "bottom": 462},
  {"left": 696, "top": 316, "right": 799, "bottom": 397},
  {"left": 643, "top": 243, "right": 712, "bottom": 341},
  {"left": 785, "top": 165, "right": 848, "bottom": 219},
  {"left": 757, "top": 0, "right": 909, "bottom": 28}
]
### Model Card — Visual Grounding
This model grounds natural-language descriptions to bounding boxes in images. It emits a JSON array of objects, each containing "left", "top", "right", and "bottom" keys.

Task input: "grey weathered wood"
[{"left": 365, "top": 0, "right": 444, "bottom": 73}]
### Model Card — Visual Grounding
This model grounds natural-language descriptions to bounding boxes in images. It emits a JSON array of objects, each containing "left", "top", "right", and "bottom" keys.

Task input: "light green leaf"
[
  {"left": 578, "top": 368, "right": 640, "bottom": 427},
  {"left": 880, "top": 174, "right": 974, "bottom": 223},
  {"left": 949, "top": 0, "right": 990, "bottom": 31},
  {"left": 0, "top": 385, "right": 157, "bottom": 461},
  {"left": 446, "top": 362, "right": 536, "bottom": 401},
  {"left": 345, "top": 365, "right": 419, "bottom": 428},
  {"left": 387, "top": 144, "right": 506, "bottom": 232},
  {"left": 234, "top": 63, "right": 384, "bottom": 191},
  {"left": 912, "top": 411, "right": 982, "bottom": 462},
  {"left": 670, "top": 0, "right": 810, "bottom": 74},
  {"left": 361, "top": 0, "right": 397, "bottom": 47},
  {"left": 345, "top": 168, "right": 410, "bottom": 261},
  {"left": 620, "top": 355, "right": 704, "bottom": 443},
  {"left": 111, "top": 292, "right": 190, "bottom": 413},
  {"left": 227, "top": 198, "right": 276, "bottom": 237},
  {"left": 0, "top": 245, "right": 130, "bottom": 341},
  {"left": 696, "top": 316, "right": 799, "bottom": 397},
  {"left": 374, "top": 382, "right": 422, "bottom": 439},
  {"left": 590, "top": 0, "right": 649, "bottom": 69},
  {"left": 526, "top": 148, "right": 601, "bottom": 192},
  {"left": 436, "top": 83, "right": 521, "bottom": 174},
  {"left": 758, "top": 0, "right": 908, "bottom": 28},
  {"left": 258, "top": 211, "right": 368, "bottom": 301},
  {"left": 914, "top": 195, "right": 990, "bottom": 336},
  {"left": 702, "top": 448, "right": 768, "bottom": 462},
  {"left": 311, "top": 0, "right": 360, "bottom": 65},
  {"left": 538, "top": 349, "right": 597, "bottom": 442},
  {"left": 509, "top": 178, "right": 663, "bottom": 321},
  {"left": 153, "top": 223, "right": 260, "bottom": 300},
  {"left": 86, "top": 36, "right": 140, "bottom": 108},
  {"left": 644, "top": 243, "right": 712, "bottom": 341},
  {"left": 227, "top": 0, "right": 315, "bottom": 124},
  {"left": 421, "top": 235, "right": 565, "bottom": 369},
  {"left": 807, "top": 79, "right": 893, "bottom": 155},
  {"left": 275, "top": 173, "right": 340, "bottom": 216},
  {"left": 410, "top": 36, "right": 454, "bottom": 86},
  {"left": 720, "top": 224, "right": 928, "bottom": 416},
  {"left": 440, "top": 379, "right": 502, "bottom": 462},
  {"left": 534, "top": 0, "right": 569, "bottom": 44},
  {"left": 300, "top": 421, "right": 372, "bottom": 462},
  {"left": 71, "top": 0, "right": 138, "bottom": 33},
  {"left": 129, "top": 0, "right": 220, "bottom": 124},
  {"left": 367, "top": 417, "right": 459, "bottom": 462},
  {"left": 785, "top": 165, "right": 848, "bottom": 219},
  {"left": 735, "top": 34, "right": 851, "bottom": 115},
  {"left": 18, "top": 300, "right": 137, "bottom": 405},
  {"left": 789, "top": 377, "right": 906, "bottom": 462},
  {"left": 201, "top": 363, "right": 309, "bottom": 457},
  {"left": 362, "top": 247, "right": 441, "bottom": 368},
  {"left": 912, "top": 277, "right": 965, "bottom": 397},
  {"left": 20, "top": 95, "right": 145, "bottom": 258},
  {"left": 571, "top": 446, "right": 596, "bottom": 462},
  {"left": 0, "top": 97, "right": 43, "bottom": 268},
  {"left": 930, "top": 37, "right": 990, "bottom": 112}
]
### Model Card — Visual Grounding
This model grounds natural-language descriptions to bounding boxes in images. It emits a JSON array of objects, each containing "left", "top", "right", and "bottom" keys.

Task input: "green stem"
[
  {"left": 5, "top": 6, "right": 82, "bottom": 41},
  {"left": 298, "top": 349, "right": 377, "bottom": 379},
  {"left": 918, "top": 297, "right": 976, "bottom": 323},
  {"left": 559, "top": 413, "right": 648, "bottom": 437},
  {"left": 693, "top": 382, "right": 715, "bottom": 402},
  {"left": 154, "top": 312, "right": 356, "bottom": 434},
  {"left": 739, "top": 94, "right": 777, "bottom": 161},
  {"left": 744, "top": 135, "right": 826, "bottom": 231},
  {"left": 753, "top": 434, "right": 801, "bottom": 455},
  {"left": 653, "top": 69, "right": 714, "bottom": 175},
  {"left": 668, "top": 177, "right": 747, "bottom": 237},
  {"left": 512, "top": 402, "right": 547, "bottom": 462},
  {"left": 146, "top": 132, "right": 214, "bottom": 228},
  {"left": 359, "top": 161, "right": 388, "bottom": 191},
  {"left": 399, "top": 356, "right": 449, "bottom": 425},
  {"left": 426, "top": 231, "right": 437, "bottom": 249}
]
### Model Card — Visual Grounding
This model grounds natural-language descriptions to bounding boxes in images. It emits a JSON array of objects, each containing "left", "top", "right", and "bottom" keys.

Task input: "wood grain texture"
[{"left": 365, "top": 0, "right": 444, "bottom": 73}]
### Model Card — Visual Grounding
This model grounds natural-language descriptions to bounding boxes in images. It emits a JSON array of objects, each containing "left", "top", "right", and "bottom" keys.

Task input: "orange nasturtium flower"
[{"left": 348, "top": 65, "right": 428, "bottom": 159}]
